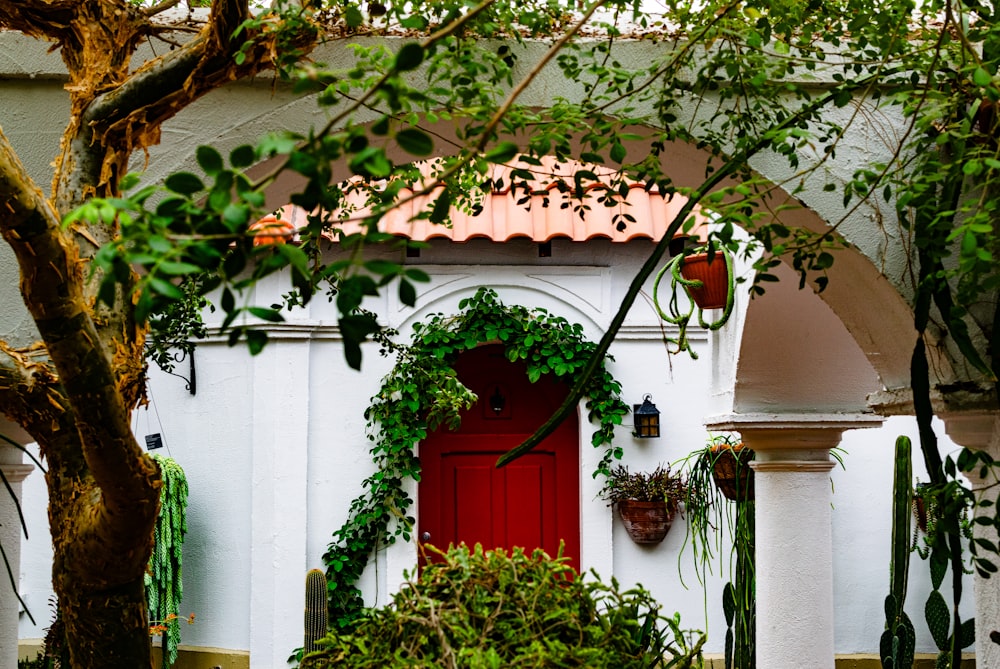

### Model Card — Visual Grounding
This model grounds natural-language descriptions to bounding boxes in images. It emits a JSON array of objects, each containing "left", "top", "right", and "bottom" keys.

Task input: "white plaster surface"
[
  {"left": 754, "top": 448, "right": 837, "bottom": 669},
  {"left": 1, "top": 452, "right": 31, "bottom": 669},
  {"left": 0, "top": 29, "right": 989, "bottom": 667}
]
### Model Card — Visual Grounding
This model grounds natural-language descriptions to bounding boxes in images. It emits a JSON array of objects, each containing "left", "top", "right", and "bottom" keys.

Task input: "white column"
[
  {"left": 0, "top": 446, "right": 32, "bottom": 668},
  {"left": 706, "top": 413, "right": 882, "bottom": 669},
  {"left": 249, "top": 338, "right": 311, "bottom": 669},
  {"left": 941, "top": 410, "right": 1000, "bottom": 669}
]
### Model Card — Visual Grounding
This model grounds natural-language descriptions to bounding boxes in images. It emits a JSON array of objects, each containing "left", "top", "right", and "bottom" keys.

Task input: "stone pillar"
[
  {"left": 940, "top": 410, "right": 1000, "bottom": 669},
  {"left": 706, "top": 413, "right": 882, "bottom": 669},
  {"left": 0, "top": 446, "right": 32, "bottom": 668}
]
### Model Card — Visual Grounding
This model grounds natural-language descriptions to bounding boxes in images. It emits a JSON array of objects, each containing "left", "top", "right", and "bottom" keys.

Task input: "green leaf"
[
  {"left": 197, "top": 146, "right": 224, "bottom": 176},
  {"left": 610, "top": 142, "right": 626, "bottom": 164},
  {"left": 400, "top": 14, "right": 427, "bottom": 30},
  {"left": 147, "top": 277, "right": 184, "bottom": 300},
  {"left": 246, "top": 329, "right": 268, "bottom": 355},
  {"left": 924, "top": 590, "right": 950, "bottom": 649},
  {"left": 395, "top": 43, "right": 424, "bottom": 72},
  {"left": 364, "top": 259, "right": 401, "bottom": 275},
  {"left": 399, "top": 278, "right": 417, "bottom": 307},
  {"left": 371, "top": 115, "right": 390, "bottom": 136},
  {"left": 221, "top": 287, "right": 235, "bottom": 313},
  {"left": 277, "top": 243, "right": 311, "bottom": 277},
  {"left": 430, "top": 190, "right": 452, "bottom": 224},
  {"left": 223, "top": 203, "right": 250, "bottom": 230},
  {"left": 485, "top": 141, "right": 519, "bottom": 164},
  {"left": 973, "top": 66, "right": 992, "bottom": 87},
  {"left": 396, "top": 128, "right": 434, "bottom": 156},
  {"left": 339, "top": 314, "right": 378, "bottom": 370},
  {"left": 350, "top": 147, "right": 392, "bottom": 178},
  {"left": 157, "top": 261, "right": 202, "bottom": 275},
  {"left": 345, "top": 5, "right": 364, "bottom": 28},
  {"left": 119, "top": 172, "right": 142, "bottom": 191},
  {"left": 230, "top": 145, "right": 256, "bottom": 168},
  {"left": 248, "top": 307, "right": 285, "bottom": 323},
  {"left": 165, "top": 172, "right": 204, "bottom": 195},
  {"left": 404, "top": 268, "right": 430, "bottom": 282}
]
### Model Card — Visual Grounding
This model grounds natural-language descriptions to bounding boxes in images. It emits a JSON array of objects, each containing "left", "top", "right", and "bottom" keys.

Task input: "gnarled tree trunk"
[{"left": 0, "top": 1, "right": 317, "bottom": 665}]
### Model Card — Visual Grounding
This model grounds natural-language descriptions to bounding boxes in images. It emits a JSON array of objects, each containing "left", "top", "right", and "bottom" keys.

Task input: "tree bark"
[{"left": 0, "top": 0, "right": 319, "bottom": 665}]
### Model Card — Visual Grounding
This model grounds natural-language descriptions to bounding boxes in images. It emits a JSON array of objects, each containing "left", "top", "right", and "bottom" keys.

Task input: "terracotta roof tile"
[{"left": 266, "top": 158, "right": 708, "bottom": 244}]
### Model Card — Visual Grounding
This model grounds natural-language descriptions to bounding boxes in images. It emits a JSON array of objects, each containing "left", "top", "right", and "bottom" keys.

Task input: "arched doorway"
[{"left": 418, "top": 344, "right": 581, "bottom": 568}]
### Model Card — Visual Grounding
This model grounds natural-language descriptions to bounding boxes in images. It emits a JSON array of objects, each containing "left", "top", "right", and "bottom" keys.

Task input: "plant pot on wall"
[
  {"left": 617, "top": 500, "right": 675, "bottom": 545},
  {"left": 710, "top": 441, "right": 755, "bottom": 502},
  {"left": 679, "top": 252, "right": 730, "bottom": 310}
]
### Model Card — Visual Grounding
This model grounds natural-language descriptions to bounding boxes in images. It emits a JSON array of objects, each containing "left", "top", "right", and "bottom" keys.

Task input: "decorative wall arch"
[{"left": 320, "top": 287, "right": 629, "bottom": 626}]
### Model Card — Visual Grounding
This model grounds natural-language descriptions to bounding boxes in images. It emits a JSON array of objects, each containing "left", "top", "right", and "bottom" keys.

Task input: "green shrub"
[{"left": 302, "top": 544, "right": 705, "bottom": 669}]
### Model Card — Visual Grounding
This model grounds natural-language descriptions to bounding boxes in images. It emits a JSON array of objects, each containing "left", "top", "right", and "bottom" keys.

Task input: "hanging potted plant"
[
  {"left": 652, "top": 241, "right": 736, "bottom": 358},
  {"left": 708, "top": 434, "right": 755, "bottom": 502},
  {"left": 676, "top": 435, "right": 756, "bottom": 669},
  {"left": 601, "top": 465, "right": 687, "bottom": 545},
  {"left": 678, "top": 246, "right": 732, "bottom": 310}
]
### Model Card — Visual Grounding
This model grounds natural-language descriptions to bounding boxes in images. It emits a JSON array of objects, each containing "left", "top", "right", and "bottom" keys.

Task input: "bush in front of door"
[{"left": 301, "top": 543, "right": 705, "bottom": 668}]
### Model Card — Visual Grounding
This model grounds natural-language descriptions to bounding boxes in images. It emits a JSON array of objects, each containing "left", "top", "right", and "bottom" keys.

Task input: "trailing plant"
[
  {"left": 321, "top": 288, "right": 629, "bottom": 629},
  {"left": 601, "top": 464, "right": 687, "bottom": 511},
  {"left": 145, "top": 454, "right": 189, "bottom": 669},
  {"left": 652, "top": 243, "right": 736, "bottom": 359},
  {"left": 302, "top": 544, "right": 706, "bottom": 669},
  {"left": 676, "top": 434, "right": 755, "bottom": 669}
]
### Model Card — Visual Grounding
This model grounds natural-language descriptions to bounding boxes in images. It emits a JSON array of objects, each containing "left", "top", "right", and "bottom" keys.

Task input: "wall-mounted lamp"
[
  {"left": 489, "top": 385, "right": 507, "bottom": 416},
  {"left": 633, "top": 395, "right": 661, "bottom": 438}
]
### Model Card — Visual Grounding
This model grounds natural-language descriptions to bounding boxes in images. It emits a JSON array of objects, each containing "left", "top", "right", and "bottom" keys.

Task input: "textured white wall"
[
  {"left": 14, "top": 240, "right": 970, "bottom": 659},
  {"left": 2, "top": 30, "right": 978, "bottom": 663}
]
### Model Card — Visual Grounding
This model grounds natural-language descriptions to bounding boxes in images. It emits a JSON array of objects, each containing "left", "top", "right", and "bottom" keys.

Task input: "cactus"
[
  {"left": 304, "top": 569, "right": 329, "bottom": 654},
  {"left": 921, "top": 501, "right": 976, "bottom": 669},
  {"left": 881, "top": 436, "right": 916, "bottom": 669},
  {"left": 925, "top": 576, "right": 976, "bottom": 668}
]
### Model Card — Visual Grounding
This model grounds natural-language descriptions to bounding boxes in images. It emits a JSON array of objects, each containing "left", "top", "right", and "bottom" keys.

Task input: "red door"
[{"left": 418, "top": 345, "right": 580, "bottom": 568}]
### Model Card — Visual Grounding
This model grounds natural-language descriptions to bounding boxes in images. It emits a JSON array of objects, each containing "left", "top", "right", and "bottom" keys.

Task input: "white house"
[{"left": 4, "top": 25, "right": 996, "bottom": 669}]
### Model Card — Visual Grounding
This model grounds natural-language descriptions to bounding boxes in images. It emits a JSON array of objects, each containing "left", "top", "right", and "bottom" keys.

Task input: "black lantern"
[
  {"left": 489, "top": 385, "right": 507, "bottom": 415},
  {"left": 633, "top": 395, "right": 661, "bottom": 438}
]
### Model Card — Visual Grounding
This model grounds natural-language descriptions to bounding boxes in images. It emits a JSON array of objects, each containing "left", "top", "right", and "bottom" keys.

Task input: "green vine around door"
[{"left": 321, "top": 287, "right": 630, "bottom": 628}]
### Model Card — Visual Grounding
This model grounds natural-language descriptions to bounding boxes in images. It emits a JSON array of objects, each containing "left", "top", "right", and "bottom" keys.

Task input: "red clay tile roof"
[{"left": 263, "top": 158, "right": 708, "bottom": 244}]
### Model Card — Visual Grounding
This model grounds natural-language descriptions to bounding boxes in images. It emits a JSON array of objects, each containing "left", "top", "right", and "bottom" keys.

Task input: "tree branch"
[
  {"left": 0, "top": 126, "right": 158, "bottom": 514},
  {"left": 0, "top": 0, "right": 77, "bottom": 40}
]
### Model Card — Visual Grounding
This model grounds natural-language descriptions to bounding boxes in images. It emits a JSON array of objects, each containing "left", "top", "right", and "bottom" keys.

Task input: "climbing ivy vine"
[{"left": 321, "top": 287, "right": 629, "bottom": 628}]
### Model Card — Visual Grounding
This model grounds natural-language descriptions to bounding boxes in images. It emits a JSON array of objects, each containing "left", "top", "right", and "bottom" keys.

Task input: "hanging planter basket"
[
  {"left": 679, "top": 252, "right": 730, "bottom": 310},
  {"left": 710, "top": 443, "right": 755, "bottom": 502},
  {"left": 616, "top": 500, "right": 675, "bottom": 544}
]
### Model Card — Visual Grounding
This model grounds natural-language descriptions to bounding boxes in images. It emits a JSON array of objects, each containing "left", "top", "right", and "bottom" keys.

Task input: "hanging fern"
[
  {"left": 321, "top": 287, "right": 630, "bottom": 629},
  {"left": 145, "top": 454, "right": 189, "bottom": 668}
]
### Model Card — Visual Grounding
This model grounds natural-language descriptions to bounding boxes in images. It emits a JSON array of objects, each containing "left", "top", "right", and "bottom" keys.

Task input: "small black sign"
[{"left": 145, "top": 433, "right": 163, "bottom": 450}]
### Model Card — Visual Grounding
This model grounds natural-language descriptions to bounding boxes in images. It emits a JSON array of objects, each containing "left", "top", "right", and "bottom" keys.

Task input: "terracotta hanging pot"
[
  {"left": 710, "top": 443, "right": 755, "bottom": 502},
  {"left": 679, "top": 252, "right": 729, "bottom": 310},
  {"left": 616, "top": 500, "right": 674, "bottom": 545},
  {"left": 249, "top": 214, "right": 295, "bottom": 246}
]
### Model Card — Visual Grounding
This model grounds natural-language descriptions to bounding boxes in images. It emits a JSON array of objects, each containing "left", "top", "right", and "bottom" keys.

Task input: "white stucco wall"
[
  {"left": 16, "top": 238, "right": 976, "bottom": 662},
  {"left": 1, "top": 27, "right": 981, "bottom": 665}
]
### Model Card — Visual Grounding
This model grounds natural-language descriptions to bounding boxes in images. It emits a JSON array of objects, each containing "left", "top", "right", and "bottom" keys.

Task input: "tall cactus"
[
  {"left": 881, "top": 436, "right": 916, "bottom": 669},
  {"left": 304, "top": 569, "right": 329, "bottom": 654}
]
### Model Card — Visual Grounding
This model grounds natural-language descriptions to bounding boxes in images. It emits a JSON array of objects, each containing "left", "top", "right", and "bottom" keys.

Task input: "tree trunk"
[{"left": 56, "top": 570, "right": 153, "bottom": 668}]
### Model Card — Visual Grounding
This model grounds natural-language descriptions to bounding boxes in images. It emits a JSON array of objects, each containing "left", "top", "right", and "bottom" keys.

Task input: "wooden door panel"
[
  {"left": 451, "top": 461, "right": 496, "bottom": 549},
  {"left": 505, "top": 462, "right": 546, "bottom": 551},
  {"left": 418, "top": 344, "right": 580, "bottom": 568}
]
